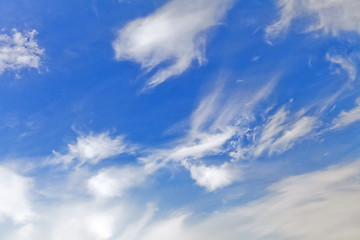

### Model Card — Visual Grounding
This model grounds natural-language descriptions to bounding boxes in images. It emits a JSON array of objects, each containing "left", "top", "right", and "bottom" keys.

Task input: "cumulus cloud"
[
  {"left": 266, "top": 0, "right": 360, "bottom": 38},
  {"left": 0, "top": 29, "right": 44, "bottom": 74},
  {"left": 0, "top": 166, "right": 33, "bottom": 224},
  {"left": 332, "top": 98, "right": 360, "bottom": 129},
  {"left": 136, "top": 160, "right": 360, "bottom": 240},
  {"left": 113, "top": 0, "right": 233, "bottom": 88},
  {"left": 14, "top": 202, "right": 131, "bottom": 240},
  {"left": 87, "top": 166, "right": 147, "bottom": 198},
  {"left": 0, "top": 164, "right": 154, "bottom": 240},
  {"left": 188, "top": 163, "right": 242, "bottom": 191},
  {"left": 50, "top": 132, "right": 133, "bottom": 167}
]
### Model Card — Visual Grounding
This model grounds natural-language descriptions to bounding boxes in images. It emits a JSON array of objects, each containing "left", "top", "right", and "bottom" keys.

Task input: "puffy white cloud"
[
  {"left": 20, "top": 203, "right": 129, "bottom": 240},
  {"left": 87, "top": 166, "right": 146, "bottom": 198},
  {"left": 332, "top": 98, "right": 360, "bottom": 129},
  {"left": 113, "top": 0, "right": 233, "bottom": 88},
  {"left": 188, "top": 163, "right": 242, "bottom": 191},
  {"left": 0, "top": 29, "right": 44, "bottom": 74},
  {"left": 0, "top": 166, "right": 33, "bottom": 224},
  {"left": 50, "top": 132, "right": 133, "bottom": 166},
  {"left": 136, "top": 160, "right": 360, "bottom": 240},
  {"left": 0, "top": 164, "right": 154, "bottom": 240},
  {"left": 266, "top": 0, "right": 360, "bottom": 38}
]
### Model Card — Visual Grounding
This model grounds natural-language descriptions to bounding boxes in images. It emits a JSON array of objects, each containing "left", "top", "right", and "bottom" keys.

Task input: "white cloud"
[
  {"left": 270, "top": 116, "right": 317, "bottom": 154},
  {"left": 188, "top": 163, "right": 242, "bottom": 191},
  {"left": 136, "top": 160, "right": 360, "bottom": 240},
  {"left": 139, "top": 214, "right": 189, "bottom": 240},
  {"left": 266, "top": 0, "right": 360, "bottom": 38},
  {"left": 326, "top": 53, "right": 357, "bottom": 81},
  {"left": 118, "top": 204, "right": 157, "bottom": 240},
  {"left": 113, "top": 0, "right": 233, "bottom": 88},
  {"left": 253, "top": 107, "right": 288, "bottom": 156},
  {"left": 0, "top": 29, "right": 44, "bottom": 74},
  {"left": 0, "top": 165, "right": 154, "bottom": 240},
  {"left": 140, "top": 79, "right": 278, "bottom": 191},
  {"left": 2, "top": 158, "right": 360, "bottom": 240},
  {"left": 87, "top": 166, "right": 146, "bottom": 198},
  {"left": 332, "top": 98, "right": 360, "bottom": 129},
  {"left": 27, "top": 203, "right": 128, "bottom": 240},
  {"left": 50, "top": 132, "right": 133, "bottom": 166},
  {"left": 0, "top": 166, "right": 33, "bottom": 224},
  {"left": 253, "top": 108, "right": 318, "bottom": 157}
]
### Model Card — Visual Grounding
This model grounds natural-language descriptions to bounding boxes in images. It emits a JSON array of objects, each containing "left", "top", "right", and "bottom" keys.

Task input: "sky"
[{"left": 0, "top": 0, "right": 360, "bottom": 239}]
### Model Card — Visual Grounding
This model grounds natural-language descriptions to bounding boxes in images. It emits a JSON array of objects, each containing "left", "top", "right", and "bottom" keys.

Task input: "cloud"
[
  {"left": 0, "top": 166, "right": 33, "bottom": 224},
  {"left": 87, "top": 166, "right": 147, "bottom": 198},
  {"left": 2, "top": 156, "right": 360, "bottom": 240},
  {"left": 0, "top": 29, "right": 44, "bottom": 75},
  {"left": 50, "top": 132, "right": 133, "bottom": 167},
  {"left": 113, "top": 0, "right": 233, "bottom": 88},
  {"left": 332, "top": 98, "right": 360, "bottom": 129},
  {"left": 136, "top": 160, "right": 360, "bottom": 240},
  {"left": 326, "top": 53, "right": 357, "bottom": 81},
  {"left": 269, "top": 116, "right": 318, "bottom": 154},
  {"left": 140, "top": 79, "right": 277, "bottom": 190},
  {"left": 188, "top": 163, "right": 242, "bottom": 192},
  {"left": 19, "top": 203, "right": 130, "bottom": 240},
  {"left": 0, "top": 163, "right": 155, "bottom": 240},
  {"left": 266, "top": 0, "right": 360, "bottom": 38},
  {"left": 246, "top": 108, "right": 318, "bottom": 157}
]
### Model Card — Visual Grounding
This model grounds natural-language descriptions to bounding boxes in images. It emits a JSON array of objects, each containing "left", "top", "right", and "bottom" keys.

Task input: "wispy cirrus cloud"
[
  {"left": 252, "top": 108, "right": 318, "bottom": 157},
  {"left": 140, "top": 78, "right": 278, "bottom": 191},
  {"left": 0, "top": 29, "right": 44, "bottom": 75},
  {"left": 332, "top": 98, "right": 360, "bottom": 129},
  {"left": 49, "top": 132, "right": 134, "bottom": 167},
  {"left": 266, "top": 0, "right": 360, "bottom": 39},
  {"left": 326, "top": 53, "right": 357, "bottom": 82},
  {"left": 113, "top": 0, "right": 233, "bottom": 88}
]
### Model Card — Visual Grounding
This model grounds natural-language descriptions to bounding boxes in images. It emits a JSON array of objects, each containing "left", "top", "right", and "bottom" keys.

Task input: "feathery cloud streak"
[
  {"left": 50, "top": 132, "right": 134, "bottom": 167},
  {"left": 267, "top": 0, "right": 360, "bottom": 38}
]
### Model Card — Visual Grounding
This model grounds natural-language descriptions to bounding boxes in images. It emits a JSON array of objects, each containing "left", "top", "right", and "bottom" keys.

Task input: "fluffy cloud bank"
[
  {"left": 3, "top": 157, "right": 359, "bottom": 240},
  {"left": 0, "top": 166, "right": 33, "bottom": 224},
  {"left": 113, "top": 0, "right": 233, "bottom": 88},
  {"left": 0, "top": 29, "right": 44, "bottom": 74},
  {"left": 267, "top": 0, "right": 360, "bottom": 38}
]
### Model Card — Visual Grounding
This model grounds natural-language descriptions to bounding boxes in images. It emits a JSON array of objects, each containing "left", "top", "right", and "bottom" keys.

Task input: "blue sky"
[{"left": 0, "top": 0, "right": 360, "bottom": 239}]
